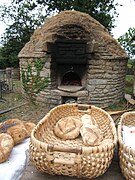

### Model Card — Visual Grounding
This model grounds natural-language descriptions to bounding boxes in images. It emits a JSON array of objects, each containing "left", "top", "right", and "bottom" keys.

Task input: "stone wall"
[
  {"left": 35, "top": 59, "right": 127, "bottom": 109},
  {"left": 86, "top": 59, "right": 127, "bottom": 107},
  {"left": 19, "top": 48, "right": 127, "bottom": 109}
]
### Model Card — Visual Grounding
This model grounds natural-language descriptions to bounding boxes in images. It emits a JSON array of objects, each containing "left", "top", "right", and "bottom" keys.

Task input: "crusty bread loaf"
[
  {"left": 80, "top": 124, "right": 103, "bottom": 146},
  {"left": 0, "top": 119, "right": 27, "bottom": 145},
  {"left": 81, "top": 114, "right": 97, "bottom": 126},
  {"left": 24, "top": 122, "right": 36, "bottom": 137},
  {"left": 7, "top": 125, "right": 27, "bottom": 145},
  {"left": 0, "top": 119, "right": 25, "bottom": 133},
  {"left": 54, "top": 116, "right": 82, "bottom": 140},
  {"left": 0, "top": 133, "right": 14, "bottom": 163}
]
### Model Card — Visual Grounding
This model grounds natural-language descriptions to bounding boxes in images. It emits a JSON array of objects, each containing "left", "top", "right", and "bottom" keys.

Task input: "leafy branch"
[{"left": 21, "top": 57, "right": 49, "bottom": 97}]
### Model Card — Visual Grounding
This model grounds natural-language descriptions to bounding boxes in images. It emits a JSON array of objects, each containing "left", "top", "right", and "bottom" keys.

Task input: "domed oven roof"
[{"left": 19, "top": 10, "right": 128, "bottom": 59}]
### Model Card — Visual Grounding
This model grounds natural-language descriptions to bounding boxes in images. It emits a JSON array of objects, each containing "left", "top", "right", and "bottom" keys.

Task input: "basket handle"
[
  {"left": 47, "top": 144, "right": 82, "bottom": 154},
  {"left": 76, "top": 104, "right": 91, "bottom": 113},
  {"left": 46, "top": 144, "right": 82, "bottom": 165}
]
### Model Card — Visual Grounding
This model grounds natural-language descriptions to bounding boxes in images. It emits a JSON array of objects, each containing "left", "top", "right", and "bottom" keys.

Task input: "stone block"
[{"left": 88, "top": 79, "right": 108, "bottom": 85}]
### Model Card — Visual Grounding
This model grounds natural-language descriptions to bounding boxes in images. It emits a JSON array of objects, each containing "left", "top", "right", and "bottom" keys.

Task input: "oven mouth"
[{"left": 58, "top": 70, "right": 84, "bottom": 92}]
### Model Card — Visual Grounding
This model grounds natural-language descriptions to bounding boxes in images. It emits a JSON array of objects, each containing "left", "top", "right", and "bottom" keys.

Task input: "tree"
[
  {"left": 118, "top": 27, "right": 135, "bottom": 58},
  {"left": 0, "top": 0, "right": 120, "bottom": 68},
  {"left": 117, "top": 27, "right": 135, "bottom": 98},
  {"left": 0, "top": 0, "right": 47, "bottom": 68}
]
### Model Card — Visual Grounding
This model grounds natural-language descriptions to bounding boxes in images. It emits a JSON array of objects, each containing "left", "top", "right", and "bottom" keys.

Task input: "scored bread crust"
[
  {"left": 54, "top": 116, "right": 82, "bottom": 140},
  {"left": 0, "top": 133, "right": 14, "bottom": 163},
  {"left": 80, "top": 124, "right": 103, "bottom": 146}
]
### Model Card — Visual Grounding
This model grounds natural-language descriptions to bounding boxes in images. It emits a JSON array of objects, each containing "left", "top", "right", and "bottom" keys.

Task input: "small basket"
[
  {"left": 118, "top": 112, "right": 135, "bottom": 180},
  {"left": 30, "top": 104, "right": 117, "bottom": 179}
]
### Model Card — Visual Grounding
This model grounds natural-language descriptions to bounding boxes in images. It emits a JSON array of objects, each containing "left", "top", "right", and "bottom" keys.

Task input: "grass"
[
  {"left": 126, "top": 75, "right": 134, "bottom": 83},
  {"left": 107, "top": 99, "right": 127, "bottom": 111},
  {"left": 125, "top": 75, "right": 133, "bottom": 95}
]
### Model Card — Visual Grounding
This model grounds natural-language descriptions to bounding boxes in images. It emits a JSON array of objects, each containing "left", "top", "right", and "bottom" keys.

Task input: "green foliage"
[
  {"left": 22, "top": 57, "right": 49, "bottom": 97},
  {"left": 127, "top": 59, "right": 134, "bottom": 69},
  {"left": 0, "top": 36, "right": 21, "bottom": 68},
  {"left": 0, "top": 0, "right": 47, "bottom": 68},
  {"left": 126, "top": 75, "right": 133, "bottom": 85},
  {"left": 33, "top": 58, "right": 45, "bottom": 73},
  {"left": 125, "top": 75, "right": 133, "bottom": 95},
  {"left": 22, "top": 64, "right": 32, "bottom": 92},
  {"left": 118, "top": 27, "right": 135, "bottom": 58},
  {"left": 107, "top": 98, "right": 127, "bottom": 111}
]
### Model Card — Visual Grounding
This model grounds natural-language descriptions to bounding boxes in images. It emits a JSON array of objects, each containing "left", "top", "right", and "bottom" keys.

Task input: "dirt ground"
[{"left": 0, "top": 80, "right": 50, "bottom": 124}]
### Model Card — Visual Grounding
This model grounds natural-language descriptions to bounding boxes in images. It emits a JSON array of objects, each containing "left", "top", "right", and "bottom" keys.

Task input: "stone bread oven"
[{"left": 19, "top": 10, "right": 128, "bottom": 109}]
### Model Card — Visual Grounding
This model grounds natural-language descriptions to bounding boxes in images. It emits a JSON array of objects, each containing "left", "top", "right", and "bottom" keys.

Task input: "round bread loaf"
[
  {"left": 24, "top": 122, "right": 36, "bottom": 137},
  {"left": 54, "top": 116, "right": 82, "bottom": 140},
  {"left": 7, "top": 125, "right": 27, "bottom": 145},
  {"left": 0, "top": 133, "right": 14, "bottom": 163},
  {"left": 80, "top": 124, "right": 103, "bottom": 146},
  {"left": 0, "top": 119, "right": 25, "bottom": 133},
  {"left": 0, "top": 119, "right": 27, "bottom": 145}
]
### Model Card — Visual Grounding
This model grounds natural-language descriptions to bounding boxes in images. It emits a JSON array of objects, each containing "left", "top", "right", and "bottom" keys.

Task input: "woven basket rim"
[
  {"left": 118, "top": 111, "right": 135, "bottom": 154},
  {"left": 31, "top": 104, "right": 117, "bottom": 153}
]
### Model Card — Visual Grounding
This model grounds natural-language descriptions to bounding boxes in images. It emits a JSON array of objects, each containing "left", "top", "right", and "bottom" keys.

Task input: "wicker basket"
[
  {"left": 30, "top": 104, "right": 117, "bottom": 179},
  {"left": 118, "top": 112, "right": 135, "bottom": 180}
]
